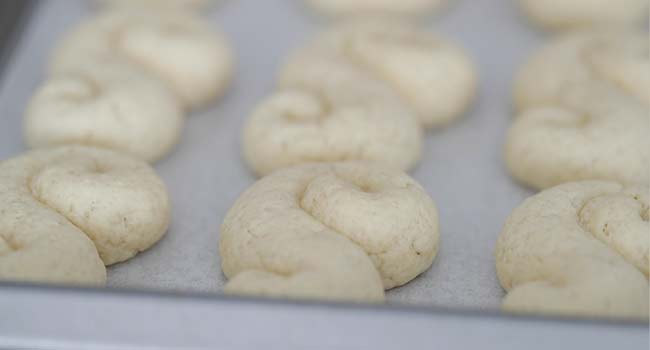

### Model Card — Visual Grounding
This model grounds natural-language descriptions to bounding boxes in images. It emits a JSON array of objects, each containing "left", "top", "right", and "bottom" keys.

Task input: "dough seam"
[
  {"left": 26, "top": 172, "right": 104, "bottom": 249},
  {"left": 298, "top": 172, "right": 412, "bottom": 259},
  {"left": 297, "top": 181, "right": 389, "bottom": 258},
  {"left": 576, "top": 189, "right": 646, "bottom": 274},
  {"left": 295, "top": 172, "right": 422, "bottom": 288}
]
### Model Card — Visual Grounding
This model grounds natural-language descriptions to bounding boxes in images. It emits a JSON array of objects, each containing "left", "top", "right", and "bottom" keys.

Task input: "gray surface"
[
  {"left": 0, "top": 0, "right": 540, "bottom": 310},
  {"left": 1, "top": 284, "right": 648, "bottom": 350}
]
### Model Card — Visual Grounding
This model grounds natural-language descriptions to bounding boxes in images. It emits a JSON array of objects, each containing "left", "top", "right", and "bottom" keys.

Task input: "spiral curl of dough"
[
  {"left": 25, "top": 61, "right": 184, "bottom": 163},
  {"left": 243, "top": 79, "right": 422, "bottom": 177},
  {"left": 305, "top": 0, "right": 447, "bottom": 17},
  {"left": 280, "top": 18, "right": 477, "bottom": 129},
  {"left": 0, "top": 147, "right": 171, "bottom": 285},
  {"left": 49, "top": 10, "right": 234, "bottom": 110},
  {"left": 495, "top": 181, "right": 649, "bottom": 319},
  {"left": 514, "top": 30, "right": 649, "bottom": 111},
  {"left": 220, "top": 163, "right": 440, "bottom": 302},
  {"left": 517, "top": 0, "right": 649, "bottom": 31},
  {"left": 506, "top": 83, "right": 649, "bottom": 190}
]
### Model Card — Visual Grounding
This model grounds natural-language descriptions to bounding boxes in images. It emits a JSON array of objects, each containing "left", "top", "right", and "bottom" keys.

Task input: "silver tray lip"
[
  {"left": 0, "top": 0, "right": 37, "bottom": 81},
  {"left": 1, "top": 280, "right": 647, "bottom": 327},
  {"left": 0, "top": 1, "right": 647, "bottom": 335}
]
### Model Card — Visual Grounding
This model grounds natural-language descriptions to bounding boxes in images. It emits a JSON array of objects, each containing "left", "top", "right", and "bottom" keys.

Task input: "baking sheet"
[{"left": 0, "top": 0, "right": 542, "bottom": 311}]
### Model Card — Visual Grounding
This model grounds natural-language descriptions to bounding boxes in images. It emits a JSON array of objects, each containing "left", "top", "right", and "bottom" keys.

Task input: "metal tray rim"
[{"left": 0, "top": 2, "right": 648, "bottom": 348}]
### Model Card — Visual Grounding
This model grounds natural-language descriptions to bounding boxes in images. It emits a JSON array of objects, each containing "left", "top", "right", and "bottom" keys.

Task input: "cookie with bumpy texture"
[
  {"left": 506, "top": 83, "right": 649, "bottom": 190},
  {"left": 514, "top": 30, "right": 649, "bottom": 111},
  {"left": 280, "top": 18, "right": 477, "bottom": 129},
  {"left": 243, "top": 77, "right": 422, "bottom": 177},
  {"left": 306, "top": 0, "right": 447, "bottom": 17},
  {"left": 220, "top": 162, "right": 440, "bottom": 302},
  {"left": 0, "top": 146, "right": 171, "bottom": 285},
  {"left": 50, "top": 10, "right": 234, "bottom": 110},
  {"left": 518, "top": 0, "right": 649, "bottom": 31},
  {"left": 496, "top": 181, "right": 649, "bottom": 319},
  {"left": 25, "top": 60, "right": 184, "bottom": 163}
]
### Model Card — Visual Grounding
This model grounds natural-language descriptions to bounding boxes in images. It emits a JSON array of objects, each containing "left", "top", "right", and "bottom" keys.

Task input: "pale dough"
[
  {"left": 518, "top": 0, "right": 649, "bottom": 31},
  {"left": 25, "top": 60, "right": 184, "bottom": 163},
  {"left": 496, "top": 181, "right": 649, "bottom": 319},
  {"left": 506, "top": 83, "right": 649, "bottom": 190},
  {"left": 219, "top": 162, "right": 440, "bottom": 302},
  {"left": 50, "top": 10, "right": 234, "bottom": 110},
  {"left": 0, "top": 146, "right": 171, "bottom": 285},
  {"left": 305, "top": 0, "right": 447, "bottom": 16},
  {"left": 243, "top": 78, "right": 423, "bottom": 177},
  {"left": 514, "top": 30, "right": 649, "bottom": 111},
  {"left": 280, "top": 18, "right": 477, "bottom": 128}
]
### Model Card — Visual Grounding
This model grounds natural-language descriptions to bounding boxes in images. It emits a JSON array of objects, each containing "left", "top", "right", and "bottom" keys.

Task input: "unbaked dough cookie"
[
  {"left": 305, "top": 0, "right": 447, "bottom": 17},
  {"left": 50, "top": 10, "right": 234, "bottom": 110},
  {"left": 243, "top": 78, "right": 422, "bottom": 176},
  {"left": 0, "top": 146, "right": 171, "bottom": 285},
  {"left": 220, "top": 162, "right": 440, "bottom": 302},
  {"left": 518, "top": 0, "right": 649, "bottom": 31},
  {"left": 496, "top": 181, "right": 649, "bottom": 319},
  {"left": 506, "top": 84, "right": 649, "bottom": 190},
  {"left": 25, "top": 60, "right": 184, "bottom": 162},
  {"left": 280, "top": 18, "right": 477, "bottom": 128},
  {"left": 514, "top": 30, "right": 649, "bottom": 111}
]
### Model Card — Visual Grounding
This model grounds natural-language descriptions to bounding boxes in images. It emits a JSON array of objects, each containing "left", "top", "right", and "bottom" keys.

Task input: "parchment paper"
[{"left": 0, "top": 0, "right": 542, "bottom": 311}]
